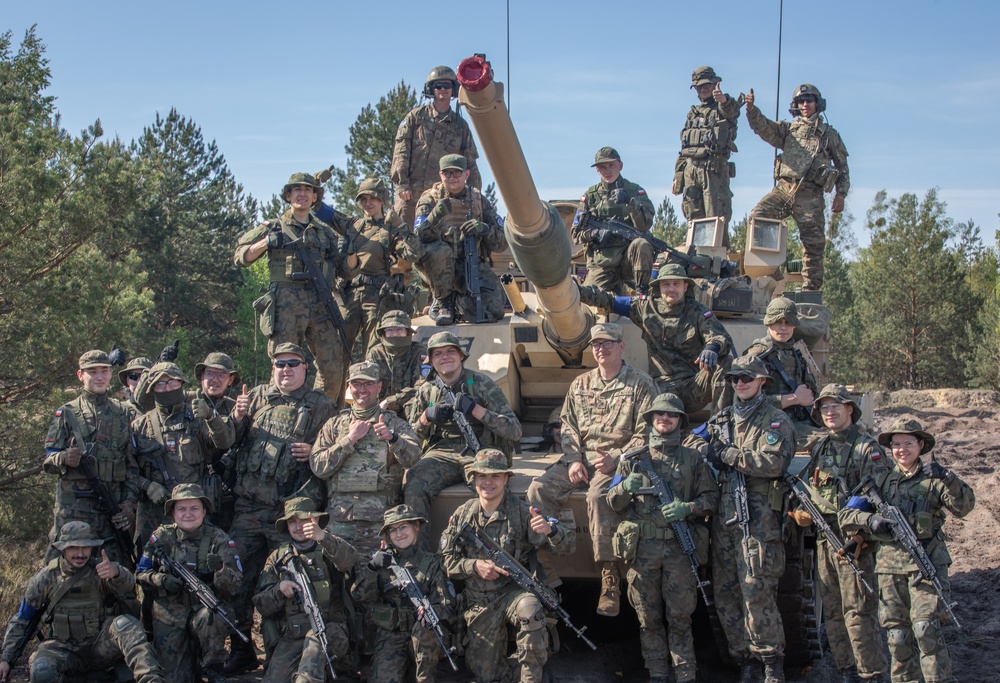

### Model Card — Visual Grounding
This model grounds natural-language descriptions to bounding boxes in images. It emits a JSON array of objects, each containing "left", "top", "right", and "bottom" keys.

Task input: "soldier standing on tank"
[
  {"left": 840, "top": 419, "right": 974, "bottom": 683},
  {"left": 224, "top": 342, "right": 337, "bottom": 673},
  {"left": 310, "top": 361, "right": 422, "bottom": 555},
  {"left": 119, "top": 356, "right": 154, "bottom": 419},
  {"left": 366, "top": 310, "right": 428, "bottom": 417},
  {"left": 42, "top": 350, "right": 140, "bottom": 566},
  {"left": 253, "top": 497, "right": 358, "bottom": 682},
  {"left": 580, "top": 263, "right": 734, "bottom": 413},
  {"left": 673, "top": 66, "right": 740, "bottom": 238},
  {"left": 527, "top": 323, "right": 656, "bottom": 617},
  {"left": 0, "top": 521, "right": 165, "bottom": 683},
  {"left": 745, "top": 84, "right": 849, "bottom": 291},
  {"left": 703, "top": 356, "right": 795, "bottom": 683},
  {"left": 351, "top": 504, "right": 455, "bottom": 683},
  {"left": 607, "top": 393, "right": 718, "bottom": 683},
  {"left": 403, "top": 331, "right": 522, "bottom": 549},
  {"left": 413, "top": 154, "right": 507, "bottom": 325},
  {"left": 234, "top": 172, "right": 358, "bottom": 402},
  {"left": 136, "top": 484, "right": 242, "bottom": 683},
  {"left": 792, "top": 385, "right": 888, "bottom": 683},
  {"left": 571, "top": 146, "right": 656, "bottom": 294},
  {"left": 391, "top": 66, "right": 481, "bottom": 228},
  {"left": 441, "top": 449, "right": 573, "bottom": 683},
  {"left": 743, "top": 297, "right": 821, "bottom": 448},
  {"left": 191, "top": 352, "right": 242, "bottom": 530}
]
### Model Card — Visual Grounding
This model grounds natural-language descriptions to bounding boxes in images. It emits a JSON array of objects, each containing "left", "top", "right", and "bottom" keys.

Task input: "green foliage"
[
  {"left": 966, "top": 225, "right": 1000, "bottom": 389},
  {"left": 232, "top": 259, "right": 272, "bottom": 390},
  {"left": 823, "top": 210, "right": 861, "bottom": 384},
  {"left": 651, "top": 197, "right": 686, "bottom": 247}
]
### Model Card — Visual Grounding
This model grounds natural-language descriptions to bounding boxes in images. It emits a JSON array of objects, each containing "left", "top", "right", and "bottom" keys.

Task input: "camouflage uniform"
[
  {"left": 367, "top": 334, "right": 427, "bottom": 418},
  {"left": 747, "top": 87, "right": 849, "bottom": 290},
  {"left": 119, "top": 356, "right": 154, "bottom": 419},
  {"left": 0, "top": 522, "right": 164, "bottom": 683},
  {"left": 840, "top": 420, "right": 975, "bottom": 683},
  {"left": 606, "top": 395, "right": 718, "bottom": 683},
  {"left": 191, "top": 353, "right": 241, "bottom": 531},
  {"left": 674, "top": 66, "right": 740, "bottom": 230}
]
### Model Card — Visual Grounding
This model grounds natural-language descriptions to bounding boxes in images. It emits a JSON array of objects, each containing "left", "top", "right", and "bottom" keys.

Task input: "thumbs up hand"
[
  {"left": 712, "top": 82, "right": 727, "bottom": 104},
  {"left": 233, "top": 384, "right": 250, "bottom": 421},
  {"left": 745, "top": 88, "right": 756, "bottom": 111},
  {"left": 96, "top": 549, "right": 120, "bottom": 580},
  {"left": 303, "top": 513, "right": 326, "bottom": 542},
  {"left": 528, "top": 506, "right": 553, "bottom": 537},
  {"left": 373, "top": 414, "right": 394, "bottom": 442}
]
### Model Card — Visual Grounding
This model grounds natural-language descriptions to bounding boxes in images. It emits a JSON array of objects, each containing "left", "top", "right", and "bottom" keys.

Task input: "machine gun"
[
  {"left": 385, "top": 553, "right": 459, "bottom": 671},
  {"left": 784, "top": 473, "right": 874, "bottom": 594},
  {"left": 284, "top": 235, "right": 352, "bottom": 354},
  {"left": 622, "top": 446, "right": 712, "bottom": 606},
  {"left": 429, "top": 375, "right": 481, "bottom": 456},
  {"left": 705, "top": 411, "right": 756, "bottom": 577},
  {"left": 463, "top": 234, "right": 488, "bottom": 323},
  {"left": 1, "top": 601, "right": 46, "bottom": 681},
  {"left": 151, "top": 545, "right": 248, "bottom": 642},
  {"left": 856, "top": 477, "right": 961, "bottom": 628},
  {"left": 281, "top": 553, "right": 337, "bottom": 679},
  {"left": 458, "top": 523, "right": 597, "bottom": 651}
]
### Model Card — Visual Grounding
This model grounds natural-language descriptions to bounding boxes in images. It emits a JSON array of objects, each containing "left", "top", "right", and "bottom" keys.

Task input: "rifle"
[
  {"left": 622, "top": 446, "right": 712, "bottom": 606},
  {"left": 2, "top": 602, "right": 46, "bottom": 680},
  {"left": 857, "top": 476, "right": 961, "bottom": 629},
  {"left": 285, "top": 235, "right": 352, "bottom": 354},
  {"left": 385, "top": 553, "right": 459, "bottom": 671},
  {"left": 705, "top": 411, "right": 756, "bottom": 576},
  {"left": 281, "top": 553, "right": 337, "bottom": 679},
  {"left": 429, "top": 376, "right": 481, "bottom": 456},
  {"left": 138, "top": 444, "right": 180, "bottom": 493},
  {"left": 756, "top": 347, "right": 810, "bottom": 423},
  {"left": 288, "top": 405, "right": 312, "bottom": 495},
  {"left": 463, "top": 234, "right": 487, "bottom": 323},
  {"left": 783, "top": 473, "right": 874, "bottom": 594},
  {"left": 151, "top": 545, "right": 248, "bottom": 642},
  {"left": 458, "top": 523, "right": 597, "bottom": 651}
]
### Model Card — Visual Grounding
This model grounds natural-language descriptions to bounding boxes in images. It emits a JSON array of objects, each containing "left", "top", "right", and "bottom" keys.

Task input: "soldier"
[
  {"left": 840, "top": 419, "right": 975, "bottom": 683},
  {"left": 310, "top": 361, "right": 422, "bottom": 555},
  {"left": 607, "top": 393, "right": 718, "bottom": 683},
  {"left": 136, "top": 484, "right": 241, "bottom": 683},
  {"left": 571, "top": 146, "right": 656, "bottom": 294},
  {"left": 351, "top": 505, "right": 455, "bottom": 683},
  {"left": 440, "top": 449, "right": 573, "bottom": 683},
  {"left": 793, "top": 385, "right": 888, "bottom": 683},
  {"left": 391, "top": 65, "right": 481, "bottom": 227},
  {"left": 192, "top": 352, "right": 241, "bottom": 529},
  {"left": 527, "top": 323, "right": 656, "bottom": 616},
  {"left": 234, "top": 172, "right": 358, "bottom": 402},
  {"left": 704, "top": 356, "right": 795, "bottom": 683},
  {"left": 412, "top": 154, "right": 506, "bottom": 325},
  {"left": 580, "top": 263, "right": 735, "bottom": 413},
  {"left": 367, "top": 310, "right": 428, "bottom": 417},
  {"left": 42, "top": 349, "right": 139, "bottom": 566},
  {"left": 253, "top": 497, "right": 358, "bottom": 683},
  {"left": 0, "top": 522, "right": 164, "bottom": 683},
  {"left": 132, "top": 362, "right": 236, "bottom": 552},
  {"left": 743, "top": 297, "right": 821, "bottom": 447},
  {"left": 673, "top": 66, "right": 741, "bottom": 236},
  {"left": 745, "top": 84, "right": 850, "bottom": 291},
  {"left": 225, "top": 342, "right": 337, "bottom": 673},
  {"left": 119, "top": 356, "right": 153, "bottom": 418}
]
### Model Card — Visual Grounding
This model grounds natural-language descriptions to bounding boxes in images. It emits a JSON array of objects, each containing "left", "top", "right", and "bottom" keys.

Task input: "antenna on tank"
[
  {"left": 507, "top": 0, "right": 511, "bottom": 114},
  {"left": 775, "top": 0, "right": 784, "bottom": 122}
]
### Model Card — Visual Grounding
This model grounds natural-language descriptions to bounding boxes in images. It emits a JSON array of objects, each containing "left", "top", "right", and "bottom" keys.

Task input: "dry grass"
[{"left": 0, "top": 538, "right": 48, "bottom": 620}]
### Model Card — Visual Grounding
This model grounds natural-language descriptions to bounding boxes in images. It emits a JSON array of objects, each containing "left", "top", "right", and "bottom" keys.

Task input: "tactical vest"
[
  {"left": 423, "top": 371, "right": 506, "bottom": 455},
  {"left": 640, "top": 299, "right": 707, "bottom": 377},
  {"left": 353, "top": 217, "right": 395, "bottom": 279},
  {"left": 142, "top": 405, "right": 204, "bottom": 484},
  {"left": 750, "top": 338, "right": 812, "bottom": 422},
  {"left": 55, "top": 397, "right": 131, "bottom": 486},
  {"left": 883, "top": 474, "right": 938, "bottom": 542},
  {"left": 775, "top": 118, "right": 833, "bottom": 183},
  {"left": 45, "top": 562, "right": 105, "bottom": 643},
  {"left": 584, "top": 180, "right": 641, "bottom": 223},
  {"left": 266, "top": 216, "right": 339, "bottom": 284},
  {"left": 280, "top": 544, "right": 345, "bottom": 636},
  {"left": 680, "top": 104, "right": 737, "bottom": 159},
  {"left": 433, "top": 186, "right": 486, "bottom": 258},
  {"left": 812, "top": 432, "right": 879, "bottom": 509},
  {"left": 328, "top": 410, "right": 390, "bottom": 494},
  {"left": 372, "top": 551, "right": 436, "bottom": 632}
]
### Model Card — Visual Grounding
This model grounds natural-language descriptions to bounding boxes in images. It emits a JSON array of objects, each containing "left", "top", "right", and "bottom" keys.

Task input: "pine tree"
[{"left": 651, "top": 197, "right": 686, "bottom": 247}]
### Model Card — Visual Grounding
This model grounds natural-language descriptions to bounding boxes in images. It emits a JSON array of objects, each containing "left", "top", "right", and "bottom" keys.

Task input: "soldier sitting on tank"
[
  {"left": 412, "top": 154, "right": 507, "bottom": 326},
  {"left": 403, "top": 331, "right": 522, "bottom": 549},
  {"left": 742, "top": 297, "right": 821, "bottom": 448},
  {"left": 367, "top": 310, "right": 428, "bottom": 418},
  {"left": 571, "top": 146, "right": 656, "bottom": 294},
  {"left": 253, "top": 497, "right": 358, "bottom": 683},
  {"left": 745, "top": 84, "right": 849, "bottom": 291},
  {"left": 391, "top": 65, "right": 481, "bottom": 228},
  {"left": 579, "top": 263, "right": 734, "bottom": 413}
]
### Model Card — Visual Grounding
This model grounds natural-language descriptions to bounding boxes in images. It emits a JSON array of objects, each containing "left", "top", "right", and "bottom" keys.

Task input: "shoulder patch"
[
  {"left": 149, "top": 533, "right": 158, "bottom": 544},
  {"left": 228, "top": 540, "right": 236, "bottom": 547},
  {"left": 637, "top": 189, "right": 647, "bottom": 196},
  {"left": 765, "top": 432, "right": 779, "bottom": 445},
  {"left": 55, "top": 408, "right": 63, "bottom": 417},
  {"left": 770, "top": 421, "right": 782, "bottom": 430},
  {"left": 703, "top": 310, "right": 714, "bottom": 319},
  {"left": 579, "top": 195, "right": 586, "bottom": 202},
  {"left": 870, "top": 451, "right": 882, "bottom": 460}
]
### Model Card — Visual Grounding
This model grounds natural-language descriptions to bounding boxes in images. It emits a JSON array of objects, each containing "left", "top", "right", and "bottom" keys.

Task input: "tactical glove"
[
  {"left": 160, "top": 340, "right": 180, "bottom": 363},
  {"left": 425, "top": 198, "right": 452, "bottom": 226},
  {"left": 921, "top": 457, "right": 950, "bottom": 481},
  {"left": 460, "top": 219, "right": 486, "bottom": 238},
  {"left": 368, "top": 550, "right": 393, "bottom": 571},
  {"left": 208, "top": 460, "right": 226, "bottom": 478},
  {"left": 660, "top": 500, "right": 691, "bottom": 523},
  {"left": 266, "top": 229, "right": 285, "bottom": 250},
  {"left": 145, "top": 482, "right": 170, "bottom": 505},
  {"left": 425, "top": 404, "right": 454, "bottom": 423},
  {"left": 621, "top": 472, "right": 644, "bottom": 494},
  {"left": 160, "top": 574, "right": 184, "bottom": 595},
  {"left": 191, "top": 398, "right": 213, "bottom": 420},
  {"left": 704, "top": 443, "right": 729, "bottom": 471},
  {"left": 206, "top": 554, "right": 224, "bottom": 572},
  {"left": 108, "top": 345, "right": 127, "bottom": 367},
  {"left": 697, "top": 348, "right": 719, "bottom": 370},
  {"left": 868, "top": 514, "right": 894, "bottom": 535},
  {"left": 61, "top": 446, "right": 82, "bottom": 469},
  {"left": 455, "top": 394, "right": 478, "bottom": 418},
  {"left": 313, "top": 166, "right": 334, "bottom": 184},
  {"left": 609, "top": 188, "right": 631, "bottom": 205}
]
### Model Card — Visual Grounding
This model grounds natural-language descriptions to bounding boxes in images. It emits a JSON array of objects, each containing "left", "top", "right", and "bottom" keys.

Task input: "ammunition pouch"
[
  {"left": 815, "top": 166, "right": 840, "bottom": 193},
  {"left": 612, "top": 520, "right": 640, "bottom": 564},
  {"left": 728, "top": 161, "right": 737, "bottom": 179},
  {"left": 253, "top": 288, "right": 277, "bottom": 337},
  {"left": 371, "top": 603, "right": 414, "bottom": 632}
]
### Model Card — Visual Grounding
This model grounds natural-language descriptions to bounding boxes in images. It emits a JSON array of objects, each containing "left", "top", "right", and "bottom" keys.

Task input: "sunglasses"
[
  {"left": 432, "top": 82, "right": 453, "bottom": 90},
  {"left": 126, "top": 372, "right": 143, "bottom": 381},
  {"left": 729, "top": 374, "right": 757, "bottom": 385},
  {"left": 440, "top": 169, "right": 464, "bottom": 178},
  {"left": 273, "top": 359, "right": 304, "bottom": 369},
  {"left": 794, "top": 96, "right": 817, "bottom": 105}
]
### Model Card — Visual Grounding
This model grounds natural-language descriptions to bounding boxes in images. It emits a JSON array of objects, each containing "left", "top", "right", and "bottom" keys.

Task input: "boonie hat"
[
  {"left": 51, "top": 521, "right": 105, "bottom": 551},
  {"left": 275, "top": 497, "right": 330, "bottom": 533}
]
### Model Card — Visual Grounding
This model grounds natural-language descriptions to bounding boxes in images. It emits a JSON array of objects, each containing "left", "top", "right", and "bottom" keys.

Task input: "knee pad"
[
  {"left": 912, "top": 620, "right": 940, "bottom": 655},
  {"left": 886, "top": 627, "right": 911, "bottom": 650},
  {"left": 515, "top": 596, "right": 546, "bottom": 632},
  {"left": 30, "top": 658, "right": 59, "bottom": 683},
  {"left": 111, "top": 614, "right": 145, "bottom": 647}
]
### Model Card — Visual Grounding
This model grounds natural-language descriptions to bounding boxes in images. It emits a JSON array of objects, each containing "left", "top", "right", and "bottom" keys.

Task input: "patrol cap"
[
  {"left": 379, "top": 504, "right": 427, "bottom": 535},
  {"left": 348, "top": 361, "right": 382, "bottom": 383},
  {"left": 876, "top": 418, "right": 935, "bottom": 454},
  {"left": 810, "top": 383, "right": 860, "bottom": 425},
  {"left": 275, "top": 497, "right": 329, "bottom": 533},
  {"left": 51, "top": 521, "right": 105, "bottom": 551},
  {"left": 78, "top": 350, "right": 112, "bottom": 370},
  {"left": 118, "top": 356, "right": 153, "bottom": 385},
  {"left": 147, "top": 362, "right": 189, "bottom": 386},
  {"left": 355, "top": 177, "right": 390, "bottom": 204},
  {"left": 426, "top": 331, "right": 468, "bottom": 360},
  {"left": 763, "top": 297, "right": 800, "bottom": 326},
  {"left": 643, "top": 392, "right": 689, "bottom": 429},
  {"left": 377, "top": 310, "right": 415, "bottom": 334},
  {"left": 270, "top": 343, "right": 306, "bottom": 360},
  {"left": 465, "top": 448, "right": 514, "bottom": 483},
  {"left": 590, "top": 322, "right": 624, "bottom": 343},
  {"left": 650, "top": 263, "right": 695, "bottom": 287},
  {"left": 164, "top": 482, "right": 213, "bottom": 516},
  {"left": 439, "top": 154, "right": 467, "bottom": 172},
  {"left": 195, "top": 352, "right": 240, "bottom": 385},
  {"left": 591, "top": 146, "right": 621, "bottom": 166},
  {"left": 691, "top": 66, "right": 721, "bottom": 88},
  {"left": 282, "top": 172, "right": 325, "bottom": 203},
  {"left": 726, "top": 356, "right": 770, "bottom": 381}
]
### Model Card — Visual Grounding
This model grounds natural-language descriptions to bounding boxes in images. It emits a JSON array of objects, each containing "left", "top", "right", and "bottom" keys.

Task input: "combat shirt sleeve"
[
  {"left": 348, "top": 564, "right": 381, "bottom": 604},
  {"left": 440, "top": 513, "right": 477, "bottom": 580},
  {"left": 42, "top": 408, "right": 72, "bottom": 474},
  {"left": 828, "top": 127, "right": 850, "bottom": 197},
  {"left": 390, "top": 112, "right": 415, "bottom": 191},
  {"left": 746, "top": 106, "right": 789, "bottom": 150},
  {"left": 472, "top": 376, "right": 522, "bottom": 442},
  {"left": 628, "top": 184, "right": 656, "bottom": 232},
  {"left": 697, "top": 306, "right": 733, "bottom": 357},
  {"left": 424, "top": 555, "right": 456, "bottom": 623},
  {"left": 252, "top": 550, "right": 289, "bottom": 618},
  {"left": 414, "top": 190, "right": 447, "bottom": 242},
  {"left": 320, "top": 531, "right": 359, "bottom": 572},
  {"left": 0, "top": 567, "right": 50, "bottom": 663},
  {"left": 558, "top": 386, "right": 585, "bottom": 465},
  {"left": 384, "top": 412, "right": 422, "bottom": 468},
  {"left": 480, "top": 200, "right": 508, "bottom": 253},
  {"left": 606, "top": 458, "right": 639, "bottom": 512},
  {"left": 688, "top": 441, "right": 721, "bottom": 516},
  {"left": 234, "top": 223, "right": 269, "bottom": 267},
  {"left": 202, "top": 413, "right": 235, "bottom": 451},
  {"left": 938, "top": 471, "right": 976, "bottom": 519},
  {"left": 210, "top": 530, "right": 242, "bottom": 599},
  {"left": 310, "top": 414, "right": 353, "bottom": 478},
  {"left": 718, "top": 93, "right": 741, "bottom": 122}
]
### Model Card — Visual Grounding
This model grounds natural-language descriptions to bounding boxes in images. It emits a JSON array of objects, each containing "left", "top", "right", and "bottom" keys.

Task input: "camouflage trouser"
[
  {"left": 151, "top": 603, "right": 229, "bottom": 682},
  {"left": 413, "top": 241, "right": 505, "bottom": 322},
  {"left": 626, "top": 538, "right": 698, "bottom": 682},
  {"left": 326, "top": 491, "right": 393, "bottom": 557},
  {"left": 369, "top": 624, "right": 441, "bottom": 683},
  {"left": 817, "top": 535, "right": 885, "bottom": 676},
  {"left": 464, "top": 588, "right": 548, "bottom": 683},
  {"left": 583, "top": 238, "right": 655, "bottom": 294},
  {"left": 262, "top": 620, "right": 350, "bottom": 683},
  {"left": 229, "top": 501, "right": 285, "bottom": 628},
  {"left": 454, "top": 266, "right": 506, "bottom": 323},
  {"left": 270, "top": 284, "right": 350, "bottom": 403},
  {"left": 750, "top": 180, "right": 826, "bottom": 290},
  {"left": 678, "top": 156, "right": 733, "bottom": 240},
  {"left": 45, "top": 501, "right": 131, "bottom": 567},
  {"left": 526, "top": 459, "right": 617, "bottom": 562},
  {"left": 654, "top": 356, "right": 733, "bottom": 415},
  {"left": 29, "top": 615, "right": 164, "bottom": 683},
  {"left": 879, "top": 570, "right": 954, "bottom": 683},
  {"left": 394, "top": 193, "right": 424, "bottom": 232},
  {"left": 403, "top": 448, "right": 469, "bottom": 550}
]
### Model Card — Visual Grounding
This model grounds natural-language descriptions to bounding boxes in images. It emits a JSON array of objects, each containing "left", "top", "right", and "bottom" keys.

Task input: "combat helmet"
[
  {"left": 355, "top": 177, "right": 391, "bottom": 205},
  {"left": 423, "top": 66, "right": 459, "bottom": 98},
  {"left": 789, "top": 84, "right": 827, "bottom": 116}
]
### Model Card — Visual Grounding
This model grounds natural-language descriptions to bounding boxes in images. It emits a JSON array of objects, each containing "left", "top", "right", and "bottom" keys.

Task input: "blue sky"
[{"left": 7, "top": 0, "right": 999, "bottom": 247}]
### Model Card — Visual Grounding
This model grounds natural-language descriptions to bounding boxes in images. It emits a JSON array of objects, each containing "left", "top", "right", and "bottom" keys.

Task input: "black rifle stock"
[
  {"left": 282, "top": 553, "right": 337, "bottom": 679},
  {"left": 286, "top": 236, "right": 351, "bottom": 353},
  {"left": 152, "top": 545, "right": 247, "bottom": 642},
  {"left": 706, "top": 412, "right": 756, "bottom": 576},
  {"left": 463, "top": 234, "right": 487, "bottom": 323},
  {"left": 429, "top": 376, "right": 481, "bottom": 456},
  {"left": 385, "top": 554, "right": 459, "bottom": 671}
]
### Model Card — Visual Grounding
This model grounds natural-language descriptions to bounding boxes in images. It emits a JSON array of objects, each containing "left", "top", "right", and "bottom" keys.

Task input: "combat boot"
[
  {"left": 596, "top": 562, "right": 620, "bottom": 617},
  {"left": 435, "top": 295, "right": 455, "bottom": 326},
  {"left": 762, "top": 656, "right": 785, "bottom": 683},
  {"left": 428, "top": 296, "right": 441, "bottom": 320},
  {"left": 222, "top": 632, "right": 258, "bottom": 674},
  {"left": 739, "top": 657, "right": 761, "bottom": 683},
  {"left": 840, "top": 666, "right": 862, "bottom": 683}
]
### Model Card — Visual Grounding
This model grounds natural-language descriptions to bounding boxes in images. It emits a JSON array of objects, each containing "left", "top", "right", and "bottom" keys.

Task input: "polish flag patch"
[
  {"left": 704, "top": 311, "right": 714, "bottom": 319},
  {"left": 770, "top": 421, "right": 782, "bottom": 430}
]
